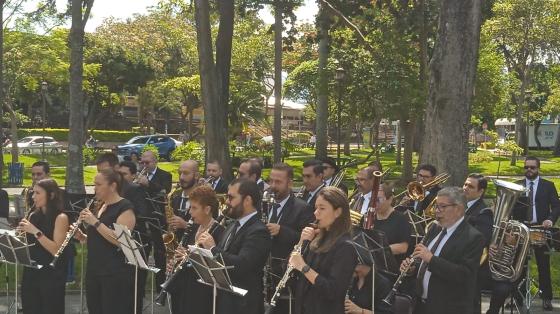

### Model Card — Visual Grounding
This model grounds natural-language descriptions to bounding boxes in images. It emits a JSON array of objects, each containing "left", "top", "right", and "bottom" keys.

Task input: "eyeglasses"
[
  {"left": 524, "top": 166, "right": 537, "bottom": 170},
  {"left": 434, "top": 203, "right": 456, "bottom": 211},
  {"left": 417, "top": 174, "right": 433, "bottom": 179}
]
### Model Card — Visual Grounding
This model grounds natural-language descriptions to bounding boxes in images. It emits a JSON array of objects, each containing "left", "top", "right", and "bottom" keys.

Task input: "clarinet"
[
  {"left": 382, "top": 222, "right": 438, "bottom": 305},
  {"left": 50, "top": 198, "right": 96, "bottom": 267}
]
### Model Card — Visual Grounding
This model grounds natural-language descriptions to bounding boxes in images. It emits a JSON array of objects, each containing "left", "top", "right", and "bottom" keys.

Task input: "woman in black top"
[
  {"left": 289, "top": 186, "right": 357, "bottom": 314},
  {"left": 18, "top": 179, "right": 70, "bottom": 314},
  {"left": 344, "top": 261, "right": 394, "bottom": 314},
  {"left": 168, "top": 185, "right": 225, "bottom": 314},
  {"left": 373, "top": 182, "right": 411, "bottom": 264},
  {"left": 77, "top": 168, "right": 136, "bottom": 314}
]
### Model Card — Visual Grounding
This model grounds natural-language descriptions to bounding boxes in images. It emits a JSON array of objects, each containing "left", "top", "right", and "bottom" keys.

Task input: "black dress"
[
  {"left": 169, "top": 221, "right": 225, "bottom": 314},
  {"left": 373, "top": 210, "right": 412, "bottom": 264},
  {"left": 347, "top": 270, "right": 393, "bottom": 314},
  {"left": 21, "top": 210, "right": 68, "bottom": 314},
  {"left": 294, "top": 233, "right": 357, "bottom": 314},
  {"left": 86, "top": 199, "right": 135, "bottom": 314}
]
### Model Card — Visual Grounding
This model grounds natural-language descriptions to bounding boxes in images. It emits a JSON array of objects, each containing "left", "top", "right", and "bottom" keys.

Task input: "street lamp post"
[
  {"left": 41, "top": 81, "right": 48, "bottom": 161},
  {"left": 335, "top": 66, "right": 345, "bottom": 165}
]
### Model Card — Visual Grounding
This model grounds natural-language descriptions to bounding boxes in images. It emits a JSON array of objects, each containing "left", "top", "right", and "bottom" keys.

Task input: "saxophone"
[{"left": 163, "top": 184, "right": 182, "bottom": 258}]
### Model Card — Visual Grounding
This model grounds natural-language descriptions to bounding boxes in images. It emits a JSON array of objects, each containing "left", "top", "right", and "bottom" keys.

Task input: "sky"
[{"left": 23, "top": 0, "right": 318, "bottom": 32}]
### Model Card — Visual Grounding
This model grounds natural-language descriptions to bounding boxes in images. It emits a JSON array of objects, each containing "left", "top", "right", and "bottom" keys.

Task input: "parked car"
[
  {"left": 117, "top": 135, "right": 177, "bottom": 161},
  {"left": 4, "top": 136, "right": 63, "bottom": 154}
]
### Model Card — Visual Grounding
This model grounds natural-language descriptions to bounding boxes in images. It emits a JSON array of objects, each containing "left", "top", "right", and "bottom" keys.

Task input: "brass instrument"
[
  {"left": 394, "top": 173, "right": 451, "bottom": 203},
  {"left": 262, "top": 190, "right": 276, "bottom": 223},
  {"left": 488, "top": 179, "right": 530, "bottom": 282},
  {"left": 383, "top": 221, "right": 439, "bottom": 306},
  {"left": 295, "top": 185, "right": 305, "bottom": 198},
  {"left": 350, "top": 210, "right": 363, "bottom": 226},
  {"left": 163, "top": 184, "right": 182, "bottom": 258},
  {"left": 51, "top": 198, "right": 97, "bottom": 267},
  {"left": 329, "top": 168, "right": 346, "bottom": 188},
  {"left": 133, "top": 167, "right": 148, "bottom": 184}
]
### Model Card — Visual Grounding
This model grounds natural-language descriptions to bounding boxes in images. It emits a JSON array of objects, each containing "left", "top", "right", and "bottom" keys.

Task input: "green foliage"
[
  {"left": 483, "top": 130, "right": 499, "bottom": 144},
  {"left": 82, "top": 147, "right": 97, "bottom": 166},
  {"left": 17, "top": 129, "right": 139, "bottom": 142},
  {"left": 141, "top": 144, "right": 159, "bottom": 156},
  {"left": 498, "top": 140, "right": 524, "bottom": 155},
  {"left": 469, "top": 150, "right": 494, "bottom": 163},
  {"left": 171, "top": 141, "right": 204, "bottom": 163}
]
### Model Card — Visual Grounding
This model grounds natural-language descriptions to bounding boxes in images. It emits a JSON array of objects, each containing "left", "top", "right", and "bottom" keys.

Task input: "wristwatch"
[
  {"left": 94, "top": 221, "right": 102, "bottom": 229},
  {"left": 34, "top": 231, "right": 43, "bottom": 239},
  {"left": 301, "top": 264, "right": 311, "bottom": 274}
]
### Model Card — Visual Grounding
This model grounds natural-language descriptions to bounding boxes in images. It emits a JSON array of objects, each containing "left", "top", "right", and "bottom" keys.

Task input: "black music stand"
[
  {"left": 114, "top": 224, "right": 160, "bottom": 314},
  {"left": 0, "top": 229, "right": 40, "bottom": 314},
  {"left": 188, "top": 245, "right": 248, "bottom": 314}
]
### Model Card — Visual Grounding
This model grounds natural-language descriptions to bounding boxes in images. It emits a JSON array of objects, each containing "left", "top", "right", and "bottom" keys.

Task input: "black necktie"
[
  {"left": 527, "top": 181, "right": 535, "bottom": 222},
  {"left": 224, "top": 221, "right": 240, "bottom": 251},
  {"left": 356, "top": 195, "right": 365, "bottom": 213},
  {"left": 269, "top": 204, "right": 281, "bottom": 224},
  {"left": 180, "top": 197, "right": 188, "bottom": 211},
  {"left": 302, "top": 191, "right": 311, "bottom": 202},
  {"left": 417, "top": 228, "right": 448, "bottom": 296}
]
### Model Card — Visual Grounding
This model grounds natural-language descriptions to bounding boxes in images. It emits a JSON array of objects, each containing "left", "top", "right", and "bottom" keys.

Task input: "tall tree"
[
  {"left": 420, "top": 0, "right": 483, "bottom": 186},
  {"left": 315, "top": 4, "right": 330, "bottom": 160},
  {"left": 194, "top": 0, "right": 232, "bottom": 178},
  {"left": 66, "top": 0, "right": 93, "bottom": 195}
]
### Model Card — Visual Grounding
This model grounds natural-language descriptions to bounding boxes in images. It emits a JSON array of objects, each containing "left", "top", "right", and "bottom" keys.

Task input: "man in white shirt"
[{"left": 401, "top": 187, "right": 484, "bottom": 314}]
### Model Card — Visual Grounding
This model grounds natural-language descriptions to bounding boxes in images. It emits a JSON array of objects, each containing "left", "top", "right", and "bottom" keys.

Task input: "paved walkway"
[{"left": 0, "top": 294, "right": 556, "bottom": 313}]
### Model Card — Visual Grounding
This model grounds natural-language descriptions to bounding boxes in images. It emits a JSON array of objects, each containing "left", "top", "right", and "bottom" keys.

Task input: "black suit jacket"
[
  {"left": 211, "top": 213, "right": 271, "bottom": 314},
  {"left": 302, "top": 186, "right": 324, "bottom": 209},
  {"left": 416, "top": 185, "right": 441, "bottom": 214},
  {"left": 213, "top": 177, "right": 229, "bottom": 194},
  {"left": 147, "top": 167, "right": 172, "bottom": 195},
  {"left": 418, "top": 219, "right": 484, "bottom": 314},
  {"left": 294, "top": 233, "right": 357, "bottom": 314},
  {"left": 122, "top": 182, "right": 149, "bottom": 217},
  {"left": 270, "top": 195, "right": 314, "bottom": 270},
  {"left": 514, "top": 178, "right": 560, "bottom": 224},
  {"left": 465, "top": 198, "right": 493, "bottom": 246}
]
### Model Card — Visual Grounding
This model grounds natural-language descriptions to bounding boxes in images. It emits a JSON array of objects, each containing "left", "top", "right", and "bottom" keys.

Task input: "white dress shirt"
[
  {"left": 360, "top": 192, "right": 372, "bottom": 215},
  {"left": 421, "top": 216, "right": 465, "bottom": 299},
  {"left": 268, "top": 195, "right": 290, "bottom": 223}
]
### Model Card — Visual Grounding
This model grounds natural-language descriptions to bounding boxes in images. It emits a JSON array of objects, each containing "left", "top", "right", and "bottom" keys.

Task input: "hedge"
[{"left": 17, "top": 129, "right": 140, "bottom": 142}]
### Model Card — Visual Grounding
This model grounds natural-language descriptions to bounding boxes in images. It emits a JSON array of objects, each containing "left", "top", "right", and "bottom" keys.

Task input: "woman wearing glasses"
[
  {"left": 18, "top": 179, "right": 70, "bottom": 314},
  {"left": 289, "top": 186, "right": 357, "bottom": 314}
]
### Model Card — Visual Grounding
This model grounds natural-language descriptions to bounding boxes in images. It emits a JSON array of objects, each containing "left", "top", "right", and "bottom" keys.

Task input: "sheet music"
[
  {"left": 113, "top": 224, "right": 150, "bottom": 270},
  {"left": 188, "top": 245, "right": 214, "bottom": 258}
]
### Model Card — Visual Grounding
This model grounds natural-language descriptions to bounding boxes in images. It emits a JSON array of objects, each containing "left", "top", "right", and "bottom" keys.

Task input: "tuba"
[{"left": 488, "top": 179, "right": 530, "bottom": 282}]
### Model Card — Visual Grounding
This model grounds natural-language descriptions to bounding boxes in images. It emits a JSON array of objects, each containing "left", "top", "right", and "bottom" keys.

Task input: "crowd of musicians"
[{"left": 10, "top": 152, "right": 560, "bottom": 314}]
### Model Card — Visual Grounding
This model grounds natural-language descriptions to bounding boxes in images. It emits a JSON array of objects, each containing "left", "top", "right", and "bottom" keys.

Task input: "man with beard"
[
  {"left": 204, "top": 160, "right": 229, "bottom": 194},
  {"left": 198, "top": 178, "right": 271, "bottom": 314},
  {"left": 265, "top": 163, "right": 314, "bottom": 313},
  {"left": 487, "top": 156, "right": 560, "bottom": 313}
]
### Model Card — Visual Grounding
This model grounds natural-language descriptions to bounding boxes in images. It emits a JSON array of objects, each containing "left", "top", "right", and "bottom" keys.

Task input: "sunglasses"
[{"left": 524, "top": 166, "right": 537, "bottom": 170}]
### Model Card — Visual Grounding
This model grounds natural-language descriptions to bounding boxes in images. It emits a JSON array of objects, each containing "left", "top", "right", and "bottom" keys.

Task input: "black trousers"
[
  {"left": 148, "top": 224, "right": 167, "bottom": 290},
  {"left": 21, "top": 268, "right": 66, "bottom": 314},
  {"left": 86, "top": 271, "right": 134, "bottom": 314},
  {"left": 533, "top": 246, "right": 552, "bottom": 300}
]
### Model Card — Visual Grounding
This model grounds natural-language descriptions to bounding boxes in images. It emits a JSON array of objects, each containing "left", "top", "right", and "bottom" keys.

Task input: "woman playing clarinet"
[{"left": 19, "top": 179, "right": 70, "bottom": 314}]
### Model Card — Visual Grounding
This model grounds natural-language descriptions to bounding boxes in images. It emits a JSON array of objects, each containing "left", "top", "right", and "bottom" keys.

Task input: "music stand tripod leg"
[{"left": 80, "top": 242, "right": 85, "bottom": 314}]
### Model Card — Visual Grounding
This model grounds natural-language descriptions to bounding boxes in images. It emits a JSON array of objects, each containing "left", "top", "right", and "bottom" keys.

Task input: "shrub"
[
  {"left": 17, "top": 128, "right": 139, "bottom": 142},
  {"left": 469, "top": 150, "right": 493, "bottom": 163},
  {"left": 142, "top": 144, "right": 159, "bottom": 157},
  {"left": 83, "top": 147, "right": 97, "bottom": 165},
  {"left": 171, "top": 141, "right": 204, "bottom": 164}
]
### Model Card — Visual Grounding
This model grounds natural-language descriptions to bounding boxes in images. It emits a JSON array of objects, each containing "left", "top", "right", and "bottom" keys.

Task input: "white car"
[{"left": 5, "top": 136, "right": 63, "bottom": 154}]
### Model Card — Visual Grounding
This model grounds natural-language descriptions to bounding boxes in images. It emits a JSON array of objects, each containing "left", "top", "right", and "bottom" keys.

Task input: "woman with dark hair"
[
  {"left": 168, "top": 185, "right": 225, "bottom": 313},
  {"left": 76, "top": 168, "right": 136, "bottom": 314},
  {"left": 18, "top": 178, "right": 70, "bottom": 314},
  {"left": 289, "top": 186, "right": 358, "bottom": 314}
]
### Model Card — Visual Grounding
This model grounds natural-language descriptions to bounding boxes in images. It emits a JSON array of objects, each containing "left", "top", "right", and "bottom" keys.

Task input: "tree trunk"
[
  {"left": 343, "top": 122, "right": 351, "bottom": 155},
  {"left": 373, "top": 119, "right": 381, "bottom": 162},
  {"left": 273, "top": 1, "right": 283, "bottom": 164},
  {"left": 66, "top": 0, "right": 92, "bottom": 195},
  {"left": 315, "top": 5, "right": 330, "bottom": 160},
  {"left": 4, "top": 99, "right": 18, "bottom": 163},
  {"left": 415, "top": 0, "right": 429, "bottom": 158},
  {"left": 0, "top": 0, "right": 4, "bottom": 187},
  {"left": 188, "top": 108, "right": 193, "bottom": 141},
  {"left": 195, "top": 0, "right": 231, "bottom": 179},
  {"left": 402, "top": 118, "right": 414, "bottom": 184},
  {"left": 420, "top": 0, "right": 483, "bottom": 187},
  {"left": 515, "top": 68, "right": 529, "bottom": 155},
  {"left": 533, "top": 121, "right": 541, "bottom": 150},
  {"left": 553, "top": 125, "right": 560, "bottom": 156}
]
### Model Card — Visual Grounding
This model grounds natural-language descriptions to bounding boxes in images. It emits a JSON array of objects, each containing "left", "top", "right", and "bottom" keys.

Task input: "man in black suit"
[
  {"left": 401, "top": 187, "right": 484, "bottom": 314},
  {"left": 205, "top": 160, "right": 229, "bottom": 194},
  {"left": 399, "top": 164, "right": 441, "bottom": 214},
  {"left": 322, "top": 157, "right": 348, "bottom": 195},
  {"left": 137, "top": 150, "right": 173, "bottom": 289},
  {"left": 350, "top": 166, "right": 377, "bottom": 215},
  {"left": 198, "top": 178, "right": 271, "bottom": 314},
  {"left": 463, "top": 174, "right": 493, "bottom": 314},
  {"left": 266, "top": 163, "right": 314, "bottom": 313},
  {"left": 300, "top": 159, "right": 325, "bottom": 207},
  {"left": 22, "top": 161, "right": 51, "bottom": 209},
  {"left": 238, "top": 158, "right": 269, "bottom": 192},
  {"left": 514, "top": 156, "right": 559, "bottom": 311}
]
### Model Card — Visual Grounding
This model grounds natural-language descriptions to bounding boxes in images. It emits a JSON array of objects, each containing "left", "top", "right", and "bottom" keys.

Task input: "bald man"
[{"left": 168, "top": 160, "right": 200, "bottom": 230}]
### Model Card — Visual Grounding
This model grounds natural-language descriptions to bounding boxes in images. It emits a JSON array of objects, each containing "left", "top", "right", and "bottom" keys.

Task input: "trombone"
[
  {"left": 133, "top": 167, "right": 148, "bottom": 184},
  {"left": 394, "top": 173, "right": 450, "bottom": 203}
]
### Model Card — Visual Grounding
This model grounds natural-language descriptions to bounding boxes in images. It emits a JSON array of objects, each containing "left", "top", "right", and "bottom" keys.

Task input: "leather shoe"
[{"left": 543, "top": 299, "right": 553, "bottom": 311}]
